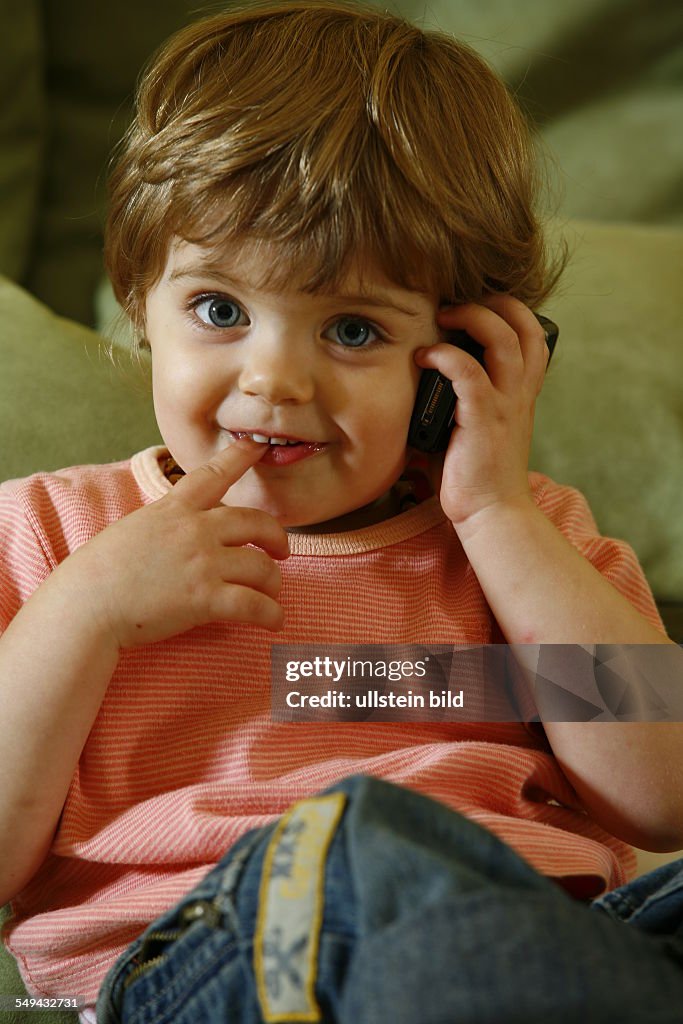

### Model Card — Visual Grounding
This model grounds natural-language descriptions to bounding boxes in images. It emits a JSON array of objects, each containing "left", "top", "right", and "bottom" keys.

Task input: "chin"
[{"left": 223, "top": 492, "right": 315, "bottom": 527}]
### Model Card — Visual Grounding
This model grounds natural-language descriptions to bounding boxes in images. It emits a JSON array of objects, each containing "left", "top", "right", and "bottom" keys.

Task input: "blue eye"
[
  {"left": 193, "top": 296, "right": 244, "bottom": 328},
  {"left": 332, "top": 317, "right": 378, "bottom": 348}
]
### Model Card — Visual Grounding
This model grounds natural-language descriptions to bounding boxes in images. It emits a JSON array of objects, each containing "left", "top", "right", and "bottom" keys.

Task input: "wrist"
[
  {"left": 47, "top": 553, "right": 124, "bottom": 655},
  {"left": 451, "top": 491, "right": 539, "bottom": 547}
]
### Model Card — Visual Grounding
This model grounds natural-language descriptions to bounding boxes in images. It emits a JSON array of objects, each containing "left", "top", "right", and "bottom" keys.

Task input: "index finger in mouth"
[{"left": 172, "top": 438, "right": 268, "bottom": 510}]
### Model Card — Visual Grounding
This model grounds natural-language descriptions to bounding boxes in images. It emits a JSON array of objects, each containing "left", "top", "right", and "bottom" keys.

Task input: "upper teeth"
[{"left": 248, "top": 433, "right": 299, "bottom": 445}]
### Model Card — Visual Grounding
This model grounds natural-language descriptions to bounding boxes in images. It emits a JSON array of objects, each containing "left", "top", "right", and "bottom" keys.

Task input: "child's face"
[{"left": 144, "top": 239, "right": 438, "bottom": 529}]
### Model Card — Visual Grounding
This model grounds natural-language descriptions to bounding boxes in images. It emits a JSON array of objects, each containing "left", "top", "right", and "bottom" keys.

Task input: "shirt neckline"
[{"left": 130, "top": 446, "right": 449, "bottom": 555}]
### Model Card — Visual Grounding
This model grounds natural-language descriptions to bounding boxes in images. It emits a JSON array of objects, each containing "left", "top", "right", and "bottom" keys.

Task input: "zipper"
[
  {"left": 123, "top": 929, "right": 182, "bottom": 989},
  {"left": 123, "top": 953, "right": 169, "bottom": 989},
  {"left": 122, "top": 901, "right": 223, "bottom": 989}
]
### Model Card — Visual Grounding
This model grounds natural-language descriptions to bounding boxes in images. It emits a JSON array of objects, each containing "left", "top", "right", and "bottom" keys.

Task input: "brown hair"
[{"left": 104, "top": 0, "right": 567, "bottom": 337}]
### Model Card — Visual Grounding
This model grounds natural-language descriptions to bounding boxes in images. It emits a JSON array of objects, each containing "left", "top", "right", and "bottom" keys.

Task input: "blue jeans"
[{"left": 97, "top": 774, "right": 683, "bottom": 1023}]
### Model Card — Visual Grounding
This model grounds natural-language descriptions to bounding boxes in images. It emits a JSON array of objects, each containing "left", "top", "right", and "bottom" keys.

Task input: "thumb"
[{"left": 171, "top": 438, "right": 268, "bottom": 510}]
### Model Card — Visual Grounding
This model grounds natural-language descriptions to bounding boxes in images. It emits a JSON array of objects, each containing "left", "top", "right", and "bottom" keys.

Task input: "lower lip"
[{"left": 228, "top": 433, "right": 328, "bottom": 466}]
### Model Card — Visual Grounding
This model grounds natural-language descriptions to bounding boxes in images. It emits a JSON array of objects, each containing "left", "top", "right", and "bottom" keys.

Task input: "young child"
[{"left": 1, "top": 1, "right": 682, "bottom": 1020}]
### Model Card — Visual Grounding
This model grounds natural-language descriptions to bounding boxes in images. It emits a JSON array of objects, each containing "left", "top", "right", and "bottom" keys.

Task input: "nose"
[{"left": 237, "top": 331, "right": 315, "bottom": 405}]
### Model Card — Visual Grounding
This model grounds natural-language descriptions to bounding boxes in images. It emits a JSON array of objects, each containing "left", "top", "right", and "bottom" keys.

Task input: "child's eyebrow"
[{"left": 167, "top": 263, "right": 424, "bottom": 319}]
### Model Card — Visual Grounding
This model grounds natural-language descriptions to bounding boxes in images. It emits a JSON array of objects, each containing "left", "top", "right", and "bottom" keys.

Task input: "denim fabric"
[
  {"left": 97, "top": 774, "right": 683, "bottom": 1024},
  {"left": 592, "top": 855, "right": 683, "bottom": 935}
]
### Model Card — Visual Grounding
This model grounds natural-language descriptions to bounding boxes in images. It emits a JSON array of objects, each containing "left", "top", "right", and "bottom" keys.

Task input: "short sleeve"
[
  {"left": 0, "top": 459, "right": 149, "bottom": 639},
  {"left": 0, "top": 482, "right": 54, "bottom": 634},
  {"left": 530, "top": 473, "right": 665, "bottom": 633}
]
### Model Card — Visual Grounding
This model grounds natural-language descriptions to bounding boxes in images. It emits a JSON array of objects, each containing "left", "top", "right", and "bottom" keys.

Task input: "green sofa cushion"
[
  {"left": 0, "top": 275, "right": 160, "bottom": 482},
  {"left": 530, "top": 219, "right": 683, "bottom": 603}
]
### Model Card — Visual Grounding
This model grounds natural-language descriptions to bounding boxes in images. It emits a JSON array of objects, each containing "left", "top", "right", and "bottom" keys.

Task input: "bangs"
[
  {"left": 168, "top": 146, "right": 450, "bottom": 302},
  {"left": 105, "top": 1, "right": 567, "bottom": 334},
  {"left": 137, "top": 11, "right": 472, "bottom": 304}
]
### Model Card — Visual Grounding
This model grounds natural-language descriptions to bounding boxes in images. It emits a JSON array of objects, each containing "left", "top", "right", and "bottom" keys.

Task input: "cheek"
[
  {"left": 351, "top": 378, "right": 417, "bottom": 458},
  {"left": 378, "top": 363, "right": 421, "bottom": 432},
  {"left": 151, "top": 347, "right": 219, "bottom": 416},
  {"left": 151, "top": 362, "right": 186, "bottom": 430},
  {"left": 153, "top": 359, "right": 188, "bottom": 401}
]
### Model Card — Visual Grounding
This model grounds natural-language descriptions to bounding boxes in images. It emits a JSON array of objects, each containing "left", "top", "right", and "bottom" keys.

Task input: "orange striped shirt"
[{"left": 0, "top": 446, "right": 664, "bottom": 1002}]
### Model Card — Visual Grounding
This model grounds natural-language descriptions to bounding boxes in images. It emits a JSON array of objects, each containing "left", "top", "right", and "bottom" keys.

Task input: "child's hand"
[
  {"left": 414, "top": 295, "right": 549, "bottom": 533},
  {"left": 60, "top": 441, "right": 290, "bottom": 649}
]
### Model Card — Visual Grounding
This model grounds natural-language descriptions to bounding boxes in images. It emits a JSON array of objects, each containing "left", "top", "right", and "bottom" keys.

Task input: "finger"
[
  {"left": 172, "top": 438, "right": 268, "bottom": 511},
  {"left": 217, "top": 546, "right": 283, "bottom": 601},
  {"left": 412, "top": 342, "right": 494, "bottom": 428},
  {"left": 434, "top": 301, "right": 524, "bottom": 393},
  {"left": 211, "top": 584, "right": 285, "bottom": 632},
  {"left": 414, "top": 341, "right": 488, "bottom": 390},
  {"left": 475, "top": 294, "right": 549, "bottom": 389},
  {"left": 208, "top": 505, "right": 290, "bottom": 560}
]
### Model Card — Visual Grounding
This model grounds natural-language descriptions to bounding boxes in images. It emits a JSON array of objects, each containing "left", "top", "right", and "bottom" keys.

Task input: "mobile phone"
[{"left": 407, "top": 313, "right": 559, "bottom": 453}]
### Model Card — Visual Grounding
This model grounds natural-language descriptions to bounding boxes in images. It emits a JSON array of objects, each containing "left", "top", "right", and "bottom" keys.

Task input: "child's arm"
[
  {"left": 415, "top": 295, "right": 683, "bottom": 852},
  {"left": 0, "top": 440, "right": 289, "bottom": 905},
  {"left": 457, "top": 496, "right": 683, "bottom": 851}
]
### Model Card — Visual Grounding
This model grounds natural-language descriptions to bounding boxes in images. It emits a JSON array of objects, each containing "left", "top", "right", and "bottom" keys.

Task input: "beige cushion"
[{"left": 531, "top": 219, "right": 683, "bottom": 603}]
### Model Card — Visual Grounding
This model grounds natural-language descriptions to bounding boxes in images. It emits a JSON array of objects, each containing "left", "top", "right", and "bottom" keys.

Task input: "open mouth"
[
  {"left": 227, "top": 430, "right": 328, "bottom": 466},
  {"left": 230, "top": 430, "right": 309, "bottom": 446}
]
